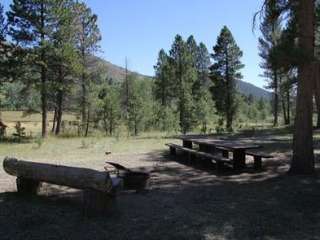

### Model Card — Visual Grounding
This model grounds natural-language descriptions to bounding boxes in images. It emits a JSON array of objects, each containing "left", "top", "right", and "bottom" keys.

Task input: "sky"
[{"left": 2, "top": 0, "right": 266, "bottom": 88}]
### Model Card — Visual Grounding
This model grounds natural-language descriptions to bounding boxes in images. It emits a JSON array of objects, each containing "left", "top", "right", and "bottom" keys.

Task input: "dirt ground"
[{"left": 1, "top": 131, "right": 320, "bottom": 240}]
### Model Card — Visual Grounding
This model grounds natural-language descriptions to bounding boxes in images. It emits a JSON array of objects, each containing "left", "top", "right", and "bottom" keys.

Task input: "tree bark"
[
  {"left": 281, "top": 94, "right": 288, "bottom": 125},
  {"left": 286, "top": 88, "right": 291, "bottom": 125},
  {"left": 273, "top": 70, "right": 279, "bottom": 127},
  {"left": 314, "top": 64, "right": 320, "bottom": 128},
  {"left": 84, "top": 104, "right": 90, "bottom": 137},
  {"left": 3, "top": 157, "right": 113, "bottom": 193},
  {"left": 290, "top": 0, "right": 315, "bottom": 175},
  {"left": 55, "top": 91, "right": 63, "bottom": 135},
  {"left": 52, "top": 107, "right": 57, "bottom": 133},
  {"left": 55, "top": 66, "right": 64, "bottom": 135},
  {"left": 40, "top": 2, "right": 47, "bottom": 138}
]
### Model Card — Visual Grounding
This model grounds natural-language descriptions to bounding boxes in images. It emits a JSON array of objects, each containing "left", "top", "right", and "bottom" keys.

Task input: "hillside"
[
  {"left": 236, "top": 80, "right": 271, "bottom": 100},
  {"left": 93, "top": 56, "right": 271, "bottom": 100}
]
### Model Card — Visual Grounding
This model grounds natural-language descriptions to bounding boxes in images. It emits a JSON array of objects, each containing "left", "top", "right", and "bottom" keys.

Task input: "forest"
[{"left": 0, "top": 0, "right": 274, "bottom": 139}]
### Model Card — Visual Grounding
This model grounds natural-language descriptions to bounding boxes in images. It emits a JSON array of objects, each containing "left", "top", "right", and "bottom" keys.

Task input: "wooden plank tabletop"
[{"left": 180, "top": 137, "right": 261, "bottom": 150}]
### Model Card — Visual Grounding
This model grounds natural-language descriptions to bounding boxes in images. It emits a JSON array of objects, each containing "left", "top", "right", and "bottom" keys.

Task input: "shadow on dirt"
[{"left": 1, "top": 135, "right": 320, "bottom": 240}]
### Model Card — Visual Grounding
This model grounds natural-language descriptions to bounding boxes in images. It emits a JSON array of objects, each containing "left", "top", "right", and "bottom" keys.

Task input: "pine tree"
[
  {"left": 291, "top": 0, "right": 315, "bottom": 174},
  {"left": 0, "top": 3, "right": 8, "bottom": 86},
  {"left": 127, "top": 77, "right": 145, "bottom": 136},
  {"left": 258, "top": 0, "right": 315, "bottom": 174},
  {"left": 210, "top": 26, "right": 244, "bottom": 131},
  {"left": 7, "top": 0, "right": 61, "bottom": 137},
  {"left": 170, "top": 35, "right": 197, "bottom": 134},
  {"left": 50, "top": 0, "right": 79, "bottom": 135},
  {"left": 154, "top": 49, "right": 173, "bottom": 106},
  {"left": 258, "top": 1, "right": 282, "bottom": 127},
  {"left": 0, "top": 3, "right": 6, "bottom": 41},
  {"left": 97, "top": 83, "right": 121, "bottom": 136},
  {"left": 73, "top": 2, "right": 101, "bottom": 136},
  {"left": 154, "top": 49, "right": 175, "bottom": 131}
]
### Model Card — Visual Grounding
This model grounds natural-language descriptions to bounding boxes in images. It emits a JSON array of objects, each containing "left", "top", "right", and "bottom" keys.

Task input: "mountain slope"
[
  {"left": 236, "top": 80, "right": 271, "bottom": 100},
  {"left": 93, "top": 56, "right": 271, "bottom": 100}
]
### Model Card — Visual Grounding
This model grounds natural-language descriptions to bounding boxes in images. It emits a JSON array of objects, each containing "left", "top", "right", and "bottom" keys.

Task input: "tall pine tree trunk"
[
  {"left": 314, "top": 64, "right": 320, "bottom": 128},
  {"left": 225, "top": 51, "right": 233, "bottom": 132},
  {"left": 55, "top": 66, "right": 64, "bottom": 135},
  {"left": 40, "top": 2, "right": 47, "bottom": 138},
  {"left": 281, "top": 94, "right": 288, "bottom": 125},
  {"left": 290, "top": 0, "right": 315, "bottom": 174},
  {"left": 286, "top": 88, "right": 291, "bottom": 125},
  {"left": 273, "top": 70, "right": 279, "bottom": 127},
  {"left": 85, "top": 104, "right": 90, "bottom": 137},
  {"left": 52, "top": 107, "right": 57, "bottom": 133},
  {"left": 55, "top": 91, "right": 63, "bottom": 135},
  {"left": 41, "top": 64, "right": 47, "bottom": 138}
]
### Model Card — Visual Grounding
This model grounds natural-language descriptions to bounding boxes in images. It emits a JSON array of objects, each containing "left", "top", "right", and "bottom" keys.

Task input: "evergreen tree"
[
  {"left": 0, "top": 3, "right": 8, "bottom": 87},
  {"left": 170, "top": 35, "right": 197, "bottom": 134},
  {"left": 154, "top": 49, "right": 173, "bottom": 106},
  {"left": 97, "top": 83, "right": 121, "bottom": 136},
  {"left": 258, "top": 1, "right": 282, "bottom": 127},
  {"left": 73, "top": 2, "right": 101, "bottom": 136},
  {"left": 154, "top": 49, "right": 175, "bottom": 131},
  {"left": 0, "top": 3, "right": 6, "bottom": 41},
  {"left": 127, "top": 77, "right": 145, "bottom": 136},
  {"left": 50, "top": 0, "right": 80, "bottom": 135},
  {"left": 210, "top": 26, "right": 244, "bottom": 131},
  {"left": 7, "top": 0, "right": 61, "bottom": 137},
  {"left": 258, "top": 0, "right": 315, "bottom": 174}
]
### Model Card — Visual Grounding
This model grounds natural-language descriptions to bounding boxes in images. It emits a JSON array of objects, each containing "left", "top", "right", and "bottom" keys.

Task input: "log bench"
[
  {"left": 166, "top": 143, "right": 232, "bottom": 169},
  {"left": 246, "top": 152, "right": 273, "bottom": 169},
  {"left": 3, "top": 157, "right": 123, "bottom": 212}
]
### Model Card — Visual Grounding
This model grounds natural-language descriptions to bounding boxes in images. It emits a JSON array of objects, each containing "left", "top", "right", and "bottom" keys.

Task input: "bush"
[{"left": 13, "top": 121, "right": 26, "bottom": 142}]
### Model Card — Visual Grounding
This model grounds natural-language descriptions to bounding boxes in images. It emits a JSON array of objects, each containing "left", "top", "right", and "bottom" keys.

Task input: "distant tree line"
[{"left": 0, "top": 0, "right": 272, "bottom": 138}]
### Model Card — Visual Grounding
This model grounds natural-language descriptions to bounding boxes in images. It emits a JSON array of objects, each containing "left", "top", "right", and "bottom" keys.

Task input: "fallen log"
[{"left": 3, "top": 157, "right": 113, "bottom": 193}]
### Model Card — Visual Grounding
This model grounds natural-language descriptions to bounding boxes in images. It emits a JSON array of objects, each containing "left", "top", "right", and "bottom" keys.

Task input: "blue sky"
[{"left": 3, "top": 0, "right": 266, "bottom": 88}]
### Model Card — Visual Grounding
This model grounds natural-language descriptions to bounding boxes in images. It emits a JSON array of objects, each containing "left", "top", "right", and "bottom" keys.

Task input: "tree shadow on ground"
[{"left": 1, "top": 142, "right": 320, "bottom": 240}]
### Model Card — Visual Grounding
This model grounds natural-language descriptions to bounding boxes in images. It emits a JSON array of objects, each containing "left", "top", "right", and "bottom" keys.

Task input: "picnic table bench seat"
[
  {"left": 166, "top": 143, "right": 232, "bottom": 168},
  {"left": 246, "top": 151, "right": 273, "bottom": 169}
]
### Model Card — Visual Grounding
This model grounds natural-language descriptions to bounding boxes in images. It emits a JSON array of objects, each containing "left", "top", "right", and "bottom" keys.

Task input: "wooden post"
[
  {"left": 216, "top": 161, "right": 225, "bottom": 171},
  {"left": 16, "top": 177, "right": 41, "bottom": 195},
  {"left": 254, "top": 156, "right": 262, "bottom": 170},
  {"left": 222, "top": 150, "right": 229, "bottom": 158},
  {"left": 169, "top": 146, "right": 176, "bottom": 155},
  {"left": 183, "top": 140, "right": 192, "bottom": 149},
  {"left": 233, "top": 150, "right": 246, "bottom": 170},
  {"left": 199, "top": 144, "right": 207, "bottom": 152}
]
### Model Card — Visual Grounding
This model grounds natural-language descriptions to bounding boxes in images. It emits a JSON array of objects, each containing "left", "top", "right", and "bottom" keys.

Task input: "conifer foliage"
[{"left": 210, "top": 26, "right": 244, "bottom": 131}]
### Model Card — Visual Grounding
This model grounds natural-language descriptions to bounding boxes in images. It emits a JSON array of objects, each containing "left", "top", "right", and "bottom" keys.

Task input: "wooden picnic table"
[{"left": 178, "top": 136, "right": 261, "bottom": 169}]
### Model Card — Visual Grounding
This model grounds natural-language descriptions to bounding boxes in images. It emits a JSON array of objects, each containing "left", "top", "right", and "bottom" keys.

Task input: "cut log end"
[{"left": 3, "top": 157, "right": 19, "bottom": 176}]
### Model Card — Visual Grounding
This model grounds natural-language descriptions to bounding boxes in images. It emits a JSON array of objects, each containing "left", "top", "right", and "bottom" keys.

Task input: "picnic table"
[{"left": 178, "top": 136, "right": 261, "bottom": 169}]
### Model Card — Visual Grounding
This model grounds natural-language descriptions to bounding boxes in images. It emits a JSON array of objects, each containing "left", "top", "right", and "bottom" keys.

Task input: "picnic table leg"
[
  {"left": 209, "top": 146, "right": 216, "bottom": 154},
  {"left": 222, "top": 150, "right": 229, "bottom": 158},
  {"left": 254, "top": 156, "right": 262, "bottom": 170},
  {"left": 199, "top": 144, "right": 207, "bottom": 152},
  {"left": 183, "top": 140, "right": 192, "bottom": 149},
  {"left": 233, "top": 149, "right": 246, "bottom": 170},
  {"left": 169, "top": 146, "right": 176, "bottom": 155}
]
